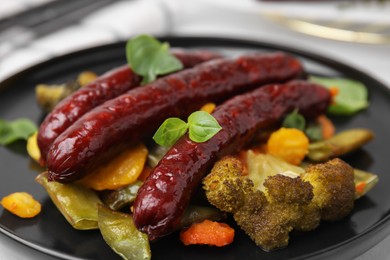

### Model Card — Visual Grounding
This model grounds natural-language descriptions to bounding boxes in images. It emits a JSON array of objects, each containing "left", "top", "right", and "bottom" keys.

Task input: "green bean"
[
  {"left": 36, "top": 172, "right": 101, "bottom": 230},
  {"left": 100, "top": 181, "right": 143, "bottom": 211},
  {"left": 98, "top": 204, "right": 151, "bottom": 260},
  {"left": 180, "top": 205, "right": 226, "bottom": 228},
  {"left": 307, "top": 129, "right": 374, "bottom": 162}
]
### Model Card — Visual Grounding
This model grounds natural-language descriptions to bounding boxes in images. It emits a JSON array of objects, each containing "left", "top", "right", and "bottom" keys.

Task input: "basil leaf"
[
  {"left": 0, "top": 118, "right": 37, "bottom": 146},
  {"left": 152, "top": 118, "right": 188, "bottom": 147},
  {"left": 153, "top": 111, "right": 222, "bottom": 147},
  {"left": 282, "top": 109, "right": 306, "bottom": 130},
  {"left": 309, "top": 76, "right": 369, "bottom": 115},
  {"left": 126, "top": 34, "right": 183, "bottom": 85},
  {"left": 188, "top": 111, "right": 222, "bottom": 143}
]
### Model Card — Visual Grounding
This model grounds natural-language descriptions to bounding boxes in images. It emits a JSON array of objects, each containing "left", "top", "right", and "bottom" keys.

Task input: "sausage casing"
[
  {"left": 46, "top": 52, "right": 304, "bottom": 183},
  {"left": 37, "top": 50, "right": 222, "bottom": 163},
  {"left": 133, "top": 80, "right": 331, "bottom": 240}
]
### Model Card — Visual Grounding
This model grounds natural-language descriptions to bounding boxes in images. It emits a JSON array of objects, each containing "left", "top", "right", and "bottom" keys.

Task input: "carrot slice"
[
  {"left": 329, "top": 86, "right": 339, "bottom": 98},
  {"left": 355, "top": 181, "right": 367, "bottom": 194},
  {"left": 317, "top": 115, "right": 335, "bottom": 140},
  {"left": 200, "top": 103, "right": 216, "bottom": 114},
  {"left": 180, "top": 219, "right": 234, "bottom": 247}
]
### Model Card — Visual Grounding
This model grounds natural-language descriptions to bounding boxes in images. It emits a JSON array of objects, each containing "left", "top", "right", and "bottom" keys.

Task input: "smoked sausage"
[
  {"left": 133, "top": 80, "right": 331, "bottom": 240},
  {"left": 37, "top": 50, "right": 222, "bottom": 163},
  {"left": 46, "top": 52, "right": 304, "bottom": 183}
]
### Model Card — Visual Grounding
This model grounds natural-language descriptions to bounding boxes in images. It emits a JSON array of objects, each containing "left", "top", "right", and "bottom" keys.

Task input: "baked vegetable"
[
  {"left": 133, "top": 80, "right": 330, "bottom": 240},
  {"left": 36, "top": 172, "right": 101, "bottom": 230},
  {"left": 1, "top": 192, "right": 41, "bottom": 218},
  {"left": 98, "top": 204, "right": 151, "bottom": 260},
  {"left": 203, "top": 157, "right": 354, "bottom": 251},
  {"left": 180, "top": 220, "right": 235, "bottom": 247}
]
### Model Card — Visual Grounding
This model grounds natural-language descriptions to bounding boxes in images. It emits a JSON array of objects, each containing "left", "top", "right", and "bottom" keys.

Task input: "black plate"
[{"left": 1, "top": 37, "right": 390, "bottom": 260}]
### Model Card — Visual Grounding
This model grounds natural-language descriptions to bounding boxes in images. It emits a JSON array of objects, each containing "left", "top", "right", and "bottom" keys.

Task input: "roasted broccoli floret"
[
  {"left": 203, "top": 156, "right": 355, "bottom": 251},
  {"left": 202, "top": 157, "right": 252, "bottom": 213},
  {"left": 302, "top": 158, "right": 355, "bottom": 221},
  {"left": 240, "top": 174, "right": 317, "bottom": 251}
]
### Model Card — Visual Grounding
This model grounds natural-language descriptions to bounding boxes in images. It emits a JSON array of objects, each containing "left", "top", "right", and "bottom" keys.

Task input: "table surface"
[{"left": 1, "top": 0, "right": 390, "bottom": 259}]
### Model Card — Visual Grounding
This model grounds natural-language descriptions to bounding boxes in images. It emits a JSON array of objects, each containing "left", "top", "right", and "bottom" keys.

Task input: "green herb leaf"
[
  {"left": 152, "top": 111, "right": 222, "bottom": 146},
  {"left": 0, "top": 118, "right": 37, "bottom": 146},
  {"left": 152, "top": 118, "right": 188, "bottom": 147},
  {"left": 188, "top": 111, "right": 222, "bottom": 143},
  {"left": 282, "top": 109, "right": 306, "bottom": 130},
  {"left": 126, "top": 34, "right": 183, "bottom": 84},
  {"left": 305, "top": 123, "right": 323, "bottom": 142},
  {"left": 309, "top": 76, "right": 369, "bottom": 115}
]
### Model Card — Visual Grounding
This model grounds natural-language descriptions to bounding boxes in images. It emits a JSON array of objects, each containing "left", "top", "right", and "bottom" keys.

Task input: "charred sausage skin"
[
  {"left": 37, "top": 50, "right": 222, "bottom": 163},
  {"left": 133, "top": 80, "right": 331, "bottom": 240},
  {"left": 37, "top": 65, "right": 139, "bottom": 164},
  {"left": 46, "top": 52, "right": 304, "bottom": 183}
]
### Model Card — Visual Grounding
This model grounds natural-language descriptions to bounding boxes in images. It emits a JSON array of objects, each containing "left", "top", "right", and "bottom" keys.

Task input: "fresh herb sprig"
[
  {"left": 126, "top": 35, "right": 183, "bottom": 85},
  {"left": 309, "top": 76, "right": 369, "bottom": 115},
  {"left": 282, "top": 109, "right": 305, "bottom": 131},
  {"left": 282, "top": 110, "right": 322, "bottom": 141},
  {"left": 0, "top": 118, "right": 37, "bottom": 146},
  {"left": 153, "top": 111, "right": 222, "bottom": 147}
]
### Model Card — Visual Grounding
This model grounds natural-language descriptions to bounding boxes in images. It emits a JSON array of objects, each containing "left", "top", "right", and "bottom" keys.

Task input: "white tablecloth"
[{"left": 1, "top": 0, "right": 390, "bottom": 259}]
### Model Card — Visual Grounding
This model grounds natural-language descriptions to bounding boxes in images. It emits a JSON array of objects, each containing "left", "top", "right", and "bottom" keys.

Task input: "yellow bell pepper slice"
[
  {"left": 1, "top": 192, "right": 41, "bottom": 218},
  {"left": 26, "top": 132, "right": 41, "bottom": 163}
]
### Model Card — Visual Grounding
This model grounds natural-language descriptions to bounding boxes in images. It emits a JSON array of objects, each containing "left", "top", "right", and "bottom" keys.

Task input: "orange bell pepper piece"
[{"left": 79, "top": 143, "right": 148, "bottom": 190}]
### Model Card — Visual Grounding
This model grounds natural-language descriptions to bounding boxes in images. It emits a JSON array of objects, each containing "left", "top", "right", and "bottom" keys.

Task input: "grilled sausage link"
[
  {"left": 46, "top": 52, "right": 304, "bottom": 183},
  {"left": 133, "top": 80, "right": 330, "bottom": 240},
  {"left": 37, "top": 50, "right": 222, "bottom": 164}
]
